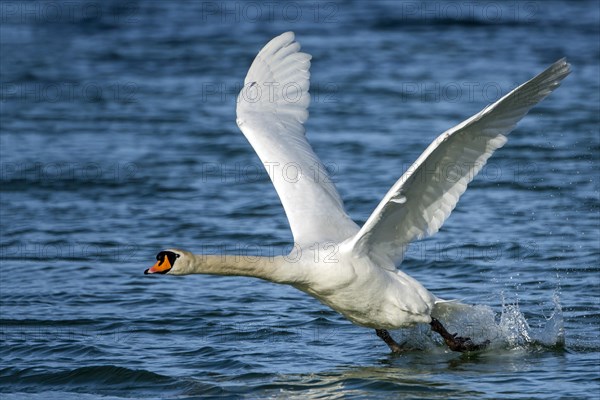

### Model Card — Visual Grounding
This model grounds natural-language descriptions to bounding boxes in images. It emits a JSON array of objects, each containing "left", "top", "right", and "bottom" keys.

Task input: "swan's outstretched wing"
[
  {"left": 236, "top": 32, "right": 359, "bottom": 245},
  {"left": 350, "top": 59, "right": 571, "bottom": 269}
]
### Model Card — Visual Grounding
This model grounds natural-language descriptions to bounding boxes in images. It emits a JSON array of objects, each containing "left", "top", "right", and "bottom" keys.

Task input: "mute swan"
[{"left": 145, "top": 32, "right": 570, "bottom": 353}]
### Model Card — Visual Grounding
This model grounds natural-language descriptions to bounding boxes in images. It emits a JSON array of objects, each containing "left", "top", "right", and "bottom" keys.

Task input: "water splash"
[
  {"left": 397, "top": 293, "right": 565, "bottom": 352},
  {"left": 497, "top": 291, "right": 565, "bottom": 349},
  {"left": 499, "top": 301, "right": 533, "bottom": 347},
  {"left": 530, "top": 292, "right": 565, "bottom": 348}
]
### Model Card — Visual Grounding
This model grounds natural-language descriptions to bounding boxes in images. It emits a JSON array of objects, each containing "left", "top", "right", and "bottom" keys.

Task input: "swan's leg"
[
  {"left": 375, "top": 329, "right": 405, "bottom": 353},
  {"left": 430, "top": 318, "right": 489, "bottom": 352}
]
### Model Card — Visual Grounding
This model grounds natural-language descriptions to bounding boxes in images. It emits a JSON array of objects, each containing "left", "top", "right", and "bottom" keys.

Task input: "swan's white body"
[{"left": 147, "top": 32, "right": 570, "bottom": 332}]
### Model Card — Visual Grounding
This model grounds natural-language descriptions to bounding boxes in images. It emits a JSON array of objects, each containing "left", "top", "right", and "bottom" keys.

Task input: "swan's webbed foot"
[
  {"left": 430, "top": 318, "right": 490, "bottom": 353},
  {"left": 375, "top": 329, "right": 406, "bottom": 353}
]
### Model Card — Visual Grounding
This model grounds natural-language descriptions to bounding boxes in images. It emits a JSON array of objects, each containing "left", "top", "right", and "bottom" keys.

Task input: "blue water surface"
[{"left": 1, "top": 1, "right": 599, "bottom": 399}]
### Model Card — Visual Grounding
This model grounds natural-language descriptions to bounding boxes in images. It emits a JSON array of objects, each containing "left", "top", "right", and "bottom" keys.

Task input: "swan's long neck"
[{"left": 179, "top": 254, "right": 303, "bottom": 284}]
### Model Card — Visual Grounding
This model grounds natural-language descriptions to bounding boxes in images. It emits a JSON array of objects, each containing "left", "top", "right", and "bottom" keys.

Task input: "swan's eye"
[
  {"left": 156, "top": 251, "right": 168, "bottom": 261},
  {"left": 155, "top": 251, "right": 178, "bottom": 266}
]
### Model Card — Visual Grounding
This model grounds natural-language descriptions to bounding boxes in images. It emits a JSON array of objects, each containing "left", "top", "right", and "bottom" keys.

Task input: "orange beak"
[{"left": 144, "top": 256, "right": 173, "bottom": 275}]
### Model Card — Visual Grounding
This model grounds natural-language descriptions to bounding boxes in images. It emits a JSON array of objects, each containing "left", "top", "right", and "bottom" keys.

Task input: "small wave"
[{"left": 0, "top": 365, "right": 177, "bottom": 389}]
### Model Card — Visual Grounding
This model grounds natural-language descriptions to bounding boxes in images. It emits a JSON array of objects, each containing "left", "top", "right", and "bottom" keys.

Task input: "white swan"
[{"left": 145, "top": 32, "right": 570, "bottom": 352}]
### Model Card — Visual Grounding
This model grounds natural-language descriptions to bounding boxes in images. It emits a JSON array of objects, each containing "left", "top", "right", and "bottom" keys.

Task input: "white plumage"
[
  {"left": 236, "top": 32, "right": 359, "bottom": 245},
  {"left": 351, "top": 58, "right": 570, "bottom": 267},
  {"left": 148, "top": 32, "right": 570, "bottom": 349}
]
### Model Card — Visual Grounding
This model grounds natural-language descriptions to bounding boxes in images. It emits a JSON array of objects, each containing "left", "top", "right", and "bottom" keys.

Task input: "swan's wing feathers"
[
  {"left": 236, "top": 32, "right": 359, "bottom": 245},
  {"left": 350, "top": 59, "right": 570, "bottom": 268}
]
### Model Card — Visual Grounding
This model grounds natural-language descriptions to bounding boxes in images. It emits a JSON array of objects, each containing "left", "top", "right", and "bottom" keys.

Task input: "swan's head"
[{"left": 144, "top": 249, "right": 191, "bottom": 275}]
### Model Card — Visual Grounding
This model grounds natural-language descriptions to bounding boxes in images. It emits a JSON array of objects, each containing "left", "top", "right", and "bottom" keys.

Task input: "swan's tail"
[
  {"left": 432, "top": 298, "right": 475, "bottom": 319},
  {"left": 431, "top": 299, "right": 498, "bottom": 343}
]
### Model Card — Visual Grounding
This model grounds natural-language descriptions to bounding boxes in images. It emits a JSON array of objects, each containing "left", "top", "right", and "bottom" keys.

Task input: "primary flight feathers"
[{"left": 236, "top": 31, "right": 570, "bottom": 269}]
